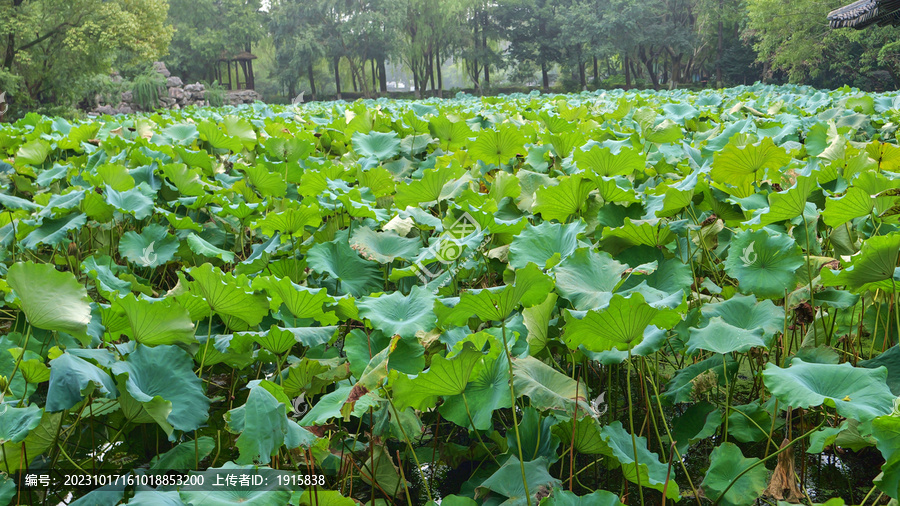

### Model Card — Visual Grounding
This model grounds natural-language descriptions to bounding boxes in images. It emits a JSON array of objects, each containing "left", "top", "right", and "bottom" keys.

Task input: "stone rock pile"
[{"left": 91, "top": 61, "right": 260, "bottom": 115}]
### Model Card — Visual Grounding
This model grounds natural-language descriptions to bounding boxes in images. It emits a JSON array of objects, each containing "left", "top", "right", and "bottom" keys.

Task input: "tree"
[
  {"left": 269, "top": 0, "right": 325, "bottom": 99},
  {"left": 0, "top": 0, "right": 171, "bottom": 112},
  {"left": 165, "top": 0, "right": 265, "bottom": 84},
  {"left": 746, "top": 0, "right": 900, "bottom": 88},
  {"left": 497, "top": 0, "right": 566, "bottom": 91}
]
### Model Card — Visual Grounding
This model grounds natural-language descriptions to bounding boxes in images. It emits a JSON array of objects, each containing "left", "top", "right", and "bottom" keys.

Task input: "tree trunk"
[
  {"left": 307, "top": 63, "right": 317, "bottom": 101},
  {"left": 436, "top": 48, "right": 443, "bottom": 98},
  {"left": 624, "top": 55, "right": 631, "bottom": 89},
  {"left": 371, "top": 59, "right": 377, "bottom": 94},
  {"left": 579, "top": 61, "right": 586, "bottom": 90},
  {"left": 593, "top": 56, "right": 598, "bottom": 83},
  {"left": 333, "top": 56, "right": 342, "bottom": 100},
  {"left": 541, "top": 62, "right": 550, "bottom": 92},
  {"left": 641, "top": 51, "right": 660, "bottom": 90},
  {"left": 429, "top": 52, "right": 436, "bottom": 93},
  {"left": 350, "top": 62, "right": 358, "bottom": 92},
  {"left": 717, "top": 0, "right": 724, "bottom": 87},
  {"left": 378, "top": 57, "right": 388, "bottom": 93},
  {"left": 413, "top": 70, "right": 421, "bottom": 99}
]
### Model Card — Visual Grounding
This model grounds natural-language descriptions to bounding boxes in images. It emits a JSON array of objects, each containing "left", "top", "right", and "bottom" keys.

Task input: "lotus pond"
[{"left": 1, "top": 84, "right": 900, "bottom": 506}]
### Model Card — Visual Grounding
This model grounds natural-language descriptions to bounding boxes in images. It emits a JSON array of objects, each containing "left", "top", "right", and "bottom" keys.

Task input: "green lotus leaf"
[
  {"left": 539, "top": 489, "right": 625, "bottom": 506},
  {"left": 241, "top": 162, "right": 286, "bottom": 198},
  {"left": 823, "top": 187, "right": 874, "bottom": 227},
  {"left": 186, "top": 233, "right": 235, "bottom": 263},
  {"left": 509, "top": 220, "right": 585, "bottom": 270},
  {"left": 20, "top": 212, "right": 86, "bottom": 249},
  {"left": 46, "top": 353, "right": 118, "bottom": 412},
  {"left": 660, "top": 354, "right": 737, "bottom": 404},
  {"left": 0, "top": 192, "right": 41, "bottom": 211},
  {"left": 161, "top": 163, "right": 205, "bottom": 196},
  {"left": 859, "top": 345, "right": 900, "bottom": 395},
  {"left": 724, "top": 229, "right": 804, "bottom": 299},
  {"left": 224, "top": 385, "right": 314, "bottom": 465},
  {"left": 574, "top": 144, "right": 645, "bottom": 177},
  {"left": 198, "top": 120, "right": 244, "bottom": 153},
  {"left": 124, "top": 490, "right": 183, "bottom": 505},
  {"left": 553, "top": 248, "right": 629, "bottom": 310},
  {"left": 251, "top": 204, "right": 321, "bottom": 238},
  {"left": 0, "top": 404, "right": 42, "bottom": 444},
  {"left": 700, "top": 442, "right": 767, "bottom": 506},
  {"left": 194, "top": 333, "right": 256, "bottom": 370},
  {"left": 428, "top": 116, "right": 473, "bottom": 151},
  {"left": 514, "top": 356, "right": 588, "bottom": 415},
  {"left": 394, "top": 163, "right": 470, "bottom": 208},
  {"left": 671, "top": 401, "right": 722, "bottom": 455},
  {"left": 179, "top": 463, "right": 293, "bottom": 505},
  {"left": 150, "top": 437, "right": 215, "bottom": 470},
  {"left": 307, "top": 231, "right": 383, "bottom": 297},
  {"left": 509, "top": 407, "right": 561, "bottom": 463},
  {"left": 600, "top": 421, "right": 679, "bottom": 500},
  {"left": 349, "top": 226, "right": 421, "bottom": 263},
  {"left": 253, "top": 275, "right": 337, "bottom": 325},
  {"left": 0, "top": 411, "right": 60, "bottom": 474},
  {"left": 533, "top": 174, "right": 595, "bottom": 222},
  {"left": 81, "top": 255, "right": 133, "bottom": 298},
  {"left": 112, "top": 293, "right": 196, "bottom": 346},
  {"left": 294, "top": 491, "right": 357, "bottom": 506},
  {"left": 763, "top": 359, "right": 894, "bottom": 422},
  {"left": 360, "top": 445, "right": 406, "bottom": 495},
  {"left": 238, "top": 325, "right": 297, "bottom": 355},
  {"left": 183, "top": 263, "right": 269, "bottom": 330},
  {"left": 563, "top": 293, "right": 682, "bottom": 352},
  {"left": 111, "top": 344, "right": 210, "bottom": 436},
  {"left": 118, "top": 224, "right": 179, "bottom": 268},
  {"left": 595, "top": 176, "right": 640, "bottom": 204},
  {"left": 600, "top": 218, "right": 676, "bottom": 251},
  {"left": 16, "top": 139, "right": 50, "bottom": 165},
  {"left": 264, "top": 135, "right": 315, "bottom": 163},
  {"left": 35, "top": 163, "right": 68, "bottom": 187},
  {"left": 391, "top": 342, "right": 481, "bottom": 411},
  {"left": 758, "top": 174, "right": 816, "bottom": 225},
  {"left": 523, "top": 292, "right": 557, "bottom": 355},
  {"left": 357, "top": 285, "right": 436, "bottom": 339},
  {"left": 476, "top": 457, "right": 560, "bottom": 505},
  {"left": 352, "top": 130, "right": 401, "bottom": 160},
  {"left": 872, "top": 414, "right": 900, "bottom": 499},
  {"left": 222, "top": 115, "right": 257, "bottom": 150},
  {"left": 7, "top": 262, "right": 91, "bottom": 336},
  {"left": 298, "top": 383, "right": 380, "bottom": 426},
  {"left": 700, "top": 294, "right": 784, "bottom": 344},
  {"left": 439, "top": 351, "right": 511, "bottom": 430},
  {"left": 711, "top": 136, "right": 790, "bottom": 197},
  {"left": 37, "top": 191, "right": 85, "bottom": 218},
  {"left": 159, "top": 123, "right": 199, "bottom": 146},
  {"left": 727, "top": 402, "right": 781, "bottom": 443},
  {"left": 434, "top": 263, "right": 554, "bottom": 325},
  {"left": 469, "top": 123, "right": 526, "bottom": 167},
  {"left": 105, "top": 184, "right": 155, "bottom": 220},
  {"left": 821, "top": 233, "right": 900, "bottom": 293},
  {"left": 687, "top": 317, "right": 767, "bottom": 355}
]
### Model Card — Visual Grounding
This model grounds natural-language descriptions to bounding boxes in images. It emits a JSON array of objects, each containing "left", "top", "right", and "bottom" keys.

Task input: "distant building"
[{"left": 216, "top": 51, "right": 257, "bottom": 90}]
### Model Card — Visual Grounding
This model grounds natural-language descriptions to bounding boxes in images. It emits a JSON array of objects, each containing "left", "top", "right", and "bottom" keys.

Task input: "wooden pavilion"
[
  {"left": 828, "top": 0, "right": 900, "bottom": 28},
  {"left": 215, "top": 51, "right": 257, "bottom": 90}
]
